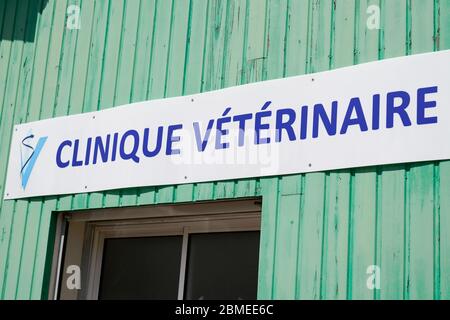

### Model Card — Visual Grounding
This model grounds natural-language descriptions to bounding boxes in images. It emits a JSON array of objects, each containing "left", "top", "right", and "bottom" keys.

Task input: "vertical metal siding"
[{"left": 0, "top": 0, "right": 449, "bottom": 300}]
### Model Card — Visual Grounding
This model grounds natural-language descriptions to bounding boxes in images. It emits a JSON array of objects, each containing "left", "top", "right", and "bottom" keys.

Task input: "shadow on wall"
[{"left": 1, "top": 0, "right": 50, "bottom": 43}]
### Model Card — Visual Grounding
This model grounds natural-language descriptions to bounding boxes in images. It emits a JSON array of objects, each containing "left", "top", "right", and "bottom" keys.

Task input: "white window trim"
[{"left": 51, "top": 199, "right": 261, "bottom": 300}]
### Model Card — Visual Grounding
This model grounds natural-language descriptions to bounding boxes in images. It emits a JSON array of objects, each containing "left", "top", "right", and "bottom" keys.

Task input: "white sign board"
[{"left": 4, "top": 50, "right": 450, "bottom": 199}]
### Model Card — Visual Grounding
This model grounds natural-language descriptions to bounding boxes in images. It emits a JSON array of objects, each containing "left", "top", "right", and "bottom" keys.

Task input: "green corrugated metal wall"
[{"left": 0, "top": 0, "right": 449, "bottom": 300}]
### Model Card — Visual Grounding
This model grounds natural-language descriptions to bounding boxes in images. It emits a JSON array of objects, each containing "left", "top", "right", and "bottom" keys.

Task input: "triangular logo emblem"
[{"left": 20, "top": 134, "right": 47, "bottom": 189}]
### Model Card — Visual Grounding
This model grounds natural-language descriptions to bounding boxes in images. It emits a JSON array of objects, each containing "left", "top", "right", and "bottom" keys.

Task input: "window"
[
  {"left": 99, "top": 236, "right": 183, "bottom": 299},
  {"left": 184, "top": 231, "right": 260, "bottom": 300},
  {"left": 50, "top": 199, "right": 261, "bottom": 300}
]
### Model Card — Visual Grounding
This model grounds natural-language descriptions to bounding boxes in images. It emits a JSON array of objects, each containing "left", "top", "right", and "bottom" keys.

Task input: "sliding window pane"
[
  {"left": 99, "top": 236, "right": 182, "bottom": 300},
  {"left": 184, "top": 231, "right": 260, "bottom": 300}
]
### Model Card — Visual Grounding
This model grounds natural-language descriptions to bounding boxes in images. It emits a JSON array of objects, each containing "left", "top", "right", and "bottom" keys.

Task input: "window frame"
[{"left": 50, "top": 199, "right": 261, "bottom": 300}]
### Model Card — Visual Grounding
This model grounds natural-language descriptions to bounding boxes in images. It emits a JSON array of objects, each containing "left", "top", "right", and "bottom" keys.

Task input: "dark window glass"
[
  {"left": 184, "top": 231, "right": 260, "bottom": 300},
  {"left": 98, "top": 236, "right": 182, "bottom": 300}
]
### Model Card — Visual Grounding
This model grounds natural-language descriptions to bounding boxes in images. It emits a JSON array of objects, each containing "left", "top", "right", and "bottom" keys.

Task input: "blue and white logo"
[{"left": 20, "top": 132, "right": 47, "bottom": 189}]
